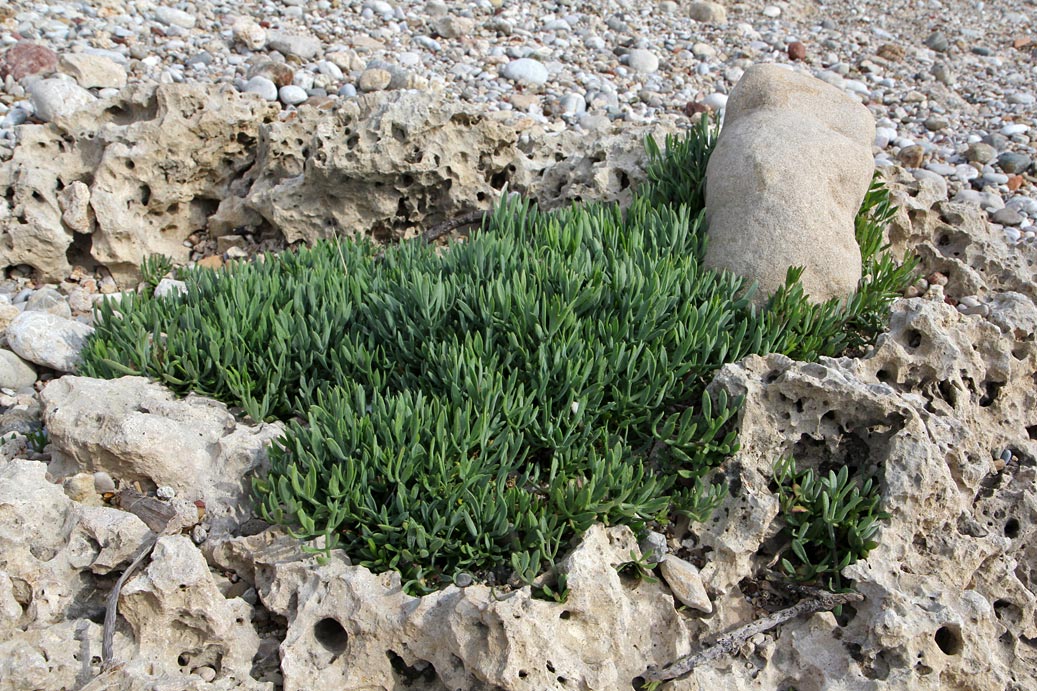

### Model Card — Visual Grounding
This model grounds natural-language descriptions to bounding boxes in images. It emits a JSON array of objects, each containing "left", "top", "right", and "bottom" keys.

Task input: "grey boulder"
[
  {"left": 704, "top": 64, "right": 875, "bottom": 304},
  {"left": 5, "top": 311, "right": 93, "bottom": 372}
]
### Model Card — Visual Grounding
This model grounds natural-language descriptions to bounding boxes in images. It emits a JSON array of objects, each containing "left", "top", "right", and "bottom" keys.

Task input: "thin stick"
[
  {"left": 101, "top": 533, "right": 158, "bottom": 672},
  {"left": 421, "top": 210, "right": 486, "bottom": 244},
  {"left": 643, "top": 588, "right": 864, "bottom": 683}
]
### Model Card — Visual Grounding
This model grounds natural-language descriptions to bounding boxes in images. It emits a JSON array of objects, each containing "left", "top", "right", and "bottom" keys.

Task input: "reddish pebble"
[
  {"left": 788, "top": 42, "right": 807, "bottom": 61},
  {"left": 1013, "top": 37, "right": 1032, "bottom": 49},
  {"left": 683, "top": 101, "right": 709, "bottom": 117},
  {"left": 1007, "top": 175, "right": 1024, "bottom": 191},
  {"left": 0, "top": 41, "right": 58, "bottom": 81}
]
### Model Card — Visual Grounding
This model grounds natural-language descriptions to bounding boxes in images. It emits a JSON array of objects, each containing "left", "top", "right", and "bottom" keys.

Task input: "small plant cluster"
[
  {"left": 81, "top": 116, "right": 911, "bottom": 594},
  {"left": 773, "top": 456, "right": 889, "bottom": 592}
]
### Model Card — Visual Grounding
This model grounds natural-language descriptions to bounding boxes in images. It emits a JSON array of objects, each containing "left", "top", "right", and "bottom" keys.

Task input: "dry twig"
[
  {"left": 100, "top": 533, "right": 158, "bottom": 672},
  {"left": 421, "top": 210, "right": 486, "bottom": 244},
  {"left": 643, "top": 586, "right": 864, "bottom": 684}
]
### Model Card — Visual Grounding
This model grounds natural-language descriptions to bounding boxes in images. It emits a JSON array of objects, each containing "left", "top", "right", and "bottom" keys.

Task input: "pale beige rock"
[
  {"left": 659, "top": 555, "right": 712, "bottom": 613},
  {"left": 688, "top": 1, "right": 727, "bottom": 23},
  {"left": 211, "top": 90, "right": 665, "bottom": 244},
  {"left": 689, "top": 290, "right": 1037, "bottom": 689},
  {"left": 118, "top": 536, "right": 263, "bottom": 686},
  {"left": 250, "top": 524, "right": 691, "bottom": 691},
  {"left": 0, "top": 83, "right": 278, "bottom": 282},
  {"left": 59, "top": 53, "right": 127, "bottom": 89},
  {"left": 59, "top": 179, "right": 92, "bottom": 233},
  {"left": 705, "top": 64, "right": 874, "bottom": 304},
  {"left": 42, "top": 375, "right": 284, "bottom": 534}
]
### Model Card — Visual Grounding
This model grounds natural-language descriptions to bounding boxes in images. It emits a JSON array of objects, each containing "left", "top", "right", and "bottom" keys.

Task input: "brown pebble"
[
  {"left": 1013, "top": 37, "right": 1032, "bottom": 50},
  {"left": 927, "top": 271, "right": 949, "bottom": 286},
  {"left": 1007, "top": 175, "right": 1023, "bottom": 191},
  {"left": 684, "top": 101, "right": 709, "bottom": 116},
  {"left": 197, "top": 256, "right": 224, "bottom": 270},
  {"left": 897, "top": 145, "right": 925, "bottom": 168},
  {"left": 787, "top": 42, "right": 807, "bottom": 61},
  {"left": 877, "top": 43, "right": 905, "bottom": 62}
]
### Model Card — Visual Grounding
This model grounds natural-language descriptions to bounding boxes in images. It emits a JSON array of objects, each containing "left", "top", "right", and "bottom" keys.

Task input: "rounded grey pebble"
[
  {"left": 454, "top": 572, "right": 474, "bottom": 587},
  {"left": 243, "top": 76, "right": 278, "bottom": 102},
  {"left": 93, "top": 471, "right": 116, "bottom": 493},
  {"left": 279, "top": 85, "right": 308, "bottom": 105},
  {"left": 156, "top": 485, "right": 176, "bottom": 500},
  {"left": 191, "top": 525, "right": 208, "bottom": 544}
]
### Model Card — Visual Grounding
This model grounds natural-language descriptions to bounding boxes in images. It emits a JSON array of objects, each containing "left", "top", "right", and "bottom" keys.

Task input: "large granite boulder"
[{"left": 704, "top": 64, "right": 876, "bottom": 304}]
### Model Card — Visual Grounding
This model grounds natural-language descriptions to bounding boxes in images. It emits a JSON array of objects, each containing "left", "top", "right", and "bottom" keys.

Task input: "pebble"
[
  {"left": 154, "top": 7, "right": 196, "bottom": 30},
  {"left": 28, "top": 78, "right": 96, "bottom": 122},
  {"left": 6, "top": 311, "right": 93, "bottom": 372},
  {"left": 687, "top": 2, "right": 727, "bottom": 24},
  {"left": 924, "top": 32, "right": 949, "bottom": 52},
  {"left": 638, "top": 531, "right": 668, "bottom": 565},
  {"left": 279, "top": 85, "right": 308, "bottom": 105},
  {"left": 25, "top": 287, "right": 72, "bottom": 319},
  {"left": 500, "top": 58, "right": 549, "bottom": 86},
  {"left": 966, "top": 142, "right": 997, "bottom": 164},
  {"left": 997, "top": 152, "right": 1032, "bottom": 175},
  {"left": 702, "top": 92, "right": 728, "bottom": 112},
  {"left": 626, "top": 49, "right": 659, "bottom": 74},
  {"left": 266, "top": 31, "right": 322, "bottom": 60},
  {"left": 990, "top": 207, "right": 1024, "bottom": 226},
  {"left": 0, "top": 349, "right": 37, "bottom": 391},
  {"left": 658, "top": 555, "right": 712, "bottom": 613},
  {"left": 243, "top": 76, "right": 278, "bottom": 101},
  {"left": 156, "top": 486, "right": 176, "bottom": 500},
  {"left": 93, "top": 471, "right": 116, "bottom": 493},
  {"left": 787, "top": 42, "right": 807, "bottom": 61},
  {"left": 358, "top": 68, "right": 392, "bottom": 92},
  {"left": 1000, "top": 124, "right": 1029, "bottom": 137},
  {"left": 762, "top": 6, "right": 782, "bottom": 18}
]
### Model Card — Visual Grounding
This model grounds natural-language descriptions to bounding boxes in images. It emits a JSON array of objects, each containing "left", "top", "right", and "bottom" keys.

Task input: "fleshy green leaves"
[
  {"left": 774, "top": 456, "right": 889, "bottom": 593},
  {"left": 80, "top": 124, "right": 912, "bottom": 596}
]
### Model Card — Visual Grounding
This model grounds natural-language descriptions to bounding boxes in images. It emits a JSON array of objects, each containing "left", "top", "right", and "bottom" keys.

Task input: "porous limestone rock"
[
  {"left": 704, "top": 64, "right": 875, "bottom": 304},
  {"left": 0, "top": 460, "right": 151, "bottom": 630},
  {"left": 682, "top": 290, "right": 1037, "bottom": 690},
  {"left": 117, "top": 535, "right": 265, "bottom": 688},
  {"left": 886, "top": 167, "right": 1037, "bottom": 303},
  {"left": 0, "top": 83, "right": 278, "bottom": 282},
  {"left": 41, "top": 376, "right": 284, "bottom": 534},
  {"left": 210, "top": 90, "right": 662, "bottom": 245},
  {"left": 228, "top": 524, "right": 693, "bottom": 691}
]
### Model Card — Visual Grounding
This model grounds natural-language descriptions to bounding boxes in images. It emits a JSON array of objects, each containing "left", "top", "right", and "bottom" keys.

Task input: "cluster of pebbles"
[{"left": 0, "top": 0, "right": 1035, "bottom": 392}]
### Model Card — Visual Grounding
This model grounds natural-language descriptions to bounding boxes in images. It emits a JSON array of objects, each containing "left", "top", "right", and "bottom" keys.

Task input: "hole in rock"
[
  {"left": 978, "top": 381, "right": 1003, "bottom": 407},
  {"left": 559, "top": 610, "right": 572, "bottom": 620},
  {"left": 66, "top": 231, "right": 95, "bottom": 269},
  {"left": 836, "top": 603, "right": 858, "bottom": 627},
  {"left": 546, "top": 661, "right": 555, "bottom": 673},
  {"left": 935, "top": 625, "right": 963, "bottom": 656},
  {"left": 876, "top": 368, "right": 892, "bottom": 383},
  {"left": 126, "top": 160, "right": 135, "bottom": 170},
  {"left": 313, "top": 618, "right": 348, "bottom": 654},
  {"left": 140, "top": 184, "right": 151, "bottom": 206},
  {"left": 937, "top": 380, "right": 958, "bottom": 407},
  {"left": 905, "top": 329, "right": 923, "bottom": 349},
  {"left": 1026, "top": 425, "right": 1037, "bottom": 440},
  {"left": 1004, "top": 518, "right": 1020, "bottom": 538},
  {"left": 518, "top": 670, "right": 528, "bottom": 679},
  {"left": 386, "top": 650, "right": 441, "bottom": 685}
]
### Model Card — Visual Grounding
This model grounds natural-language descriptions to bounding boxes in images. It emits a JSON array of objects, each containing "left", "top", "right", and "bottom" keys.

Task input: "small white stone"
[
  {"left": 279, "top": 85, "right": 308, "bottom": 105},
  {"left": 243, "top": 76, "right": 278, "bottom": 101},
  {"left": 702, "top": 92, "right": 728, "bottom": 111},
  {"left": 156, "top": 486, "right": 176, "bottom": 500},
  {"left": 762, "top": 5, "right": 781, "bottom": 18},
  {"left": 500, "top": 58, "right": 549, "bottom": 86},
  {"left": 1000, "top": 123, "right": 1029, "bottom": 136},
  {"left": 154, "top": 7, "right": 196, "bottom": 29}
]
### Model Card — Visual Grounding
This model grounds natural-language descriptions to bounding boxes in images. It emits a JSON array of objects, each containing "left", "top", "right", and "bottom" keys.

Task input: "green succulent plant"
[
  {"left": 774, "top": 456, "right": 889, "bottom": 593},
  {"left": 80, "top": 117, "right": 914, "bottom": 595}
]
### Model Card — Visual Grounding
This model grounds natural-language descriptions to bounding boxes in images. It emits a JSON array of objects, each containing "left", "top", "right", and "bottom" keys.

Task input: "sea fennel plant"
[{"left": 81, "top": 119, "right": 914, "bottom": 593}]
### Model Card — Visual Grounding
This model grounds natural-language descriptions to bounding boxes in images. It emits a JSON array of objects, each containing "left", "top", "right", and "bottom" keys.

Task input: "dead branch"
[
  {"left": 101, "top": 533, "right": 158, "bottom": 672},
  {"left": 421, "top": 210, "right": 487, "bottom": 244},
  {"left": 643, "top": 586, "right": 864, "bottom": 684}
]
